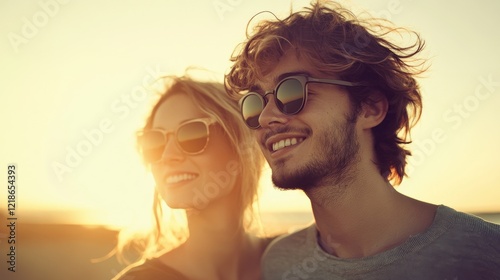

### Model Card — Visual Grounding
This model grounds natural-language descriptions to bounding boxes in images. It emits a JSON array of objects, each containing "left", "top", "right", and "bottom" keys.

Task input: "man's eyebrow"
[
  {"left": 276, "top": 70, "right": 312, "bottom": 82},
  {"left": 249, "top": 70, "right": 312, "bottom": 93},
  {"left": 249, "top": 85, "right": 262, "bottom": 93}
]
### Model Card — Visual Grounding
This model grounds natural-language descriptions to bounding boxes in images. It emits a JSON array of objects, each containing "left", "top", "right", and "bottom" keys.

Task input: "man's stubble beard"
[{"left": 271, "top": 115, "right": 360, "bottom": 192}]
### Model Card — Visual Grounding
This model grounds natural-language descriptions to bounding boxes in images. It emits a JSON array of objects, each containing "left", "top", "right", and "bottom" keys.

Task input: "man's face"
[{"left": 252, "top": 51, "right": 361, "bottom": 191}]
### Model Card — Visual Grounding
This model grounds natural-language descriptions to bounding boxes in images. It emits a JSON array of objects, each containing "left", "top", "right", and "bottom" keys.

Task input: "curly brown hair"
[{"left": 225, "top": 1, "right": 427, "bottom": 185}]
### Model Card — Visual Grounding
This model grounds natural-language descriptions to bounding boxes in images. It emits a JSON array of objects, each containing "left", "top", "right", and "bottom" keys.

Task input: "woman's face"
[{"left": 150, "top": 93, "right": 240, "bottom": 209}]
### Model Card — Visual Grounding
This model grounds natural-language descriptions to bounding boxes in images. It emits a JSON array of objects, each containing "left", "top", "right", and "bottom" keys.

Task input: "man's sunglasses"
[
  {"left": 239, "top": 75, "right": 367, "bottom": 129},
  {"left": 138, "top": 117, "right": 217, "bottom": 163}
]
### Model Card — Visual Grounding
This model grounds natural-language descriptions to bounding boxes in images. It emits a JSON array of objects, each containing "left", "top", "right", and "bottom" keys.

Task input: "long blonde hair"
[{"left": 114, "top": 73, "right": 265, "bottom": 264}]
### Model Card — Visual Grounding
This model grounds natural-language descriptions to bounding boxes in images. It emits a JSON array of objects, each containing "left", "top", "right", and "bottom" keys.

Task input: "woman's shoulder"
[
  {"left": 114, "top": 258, "right": 188, "bottom": 280},
  {"left": 262, "top": 235, "right": 280, "bottom": 246}
]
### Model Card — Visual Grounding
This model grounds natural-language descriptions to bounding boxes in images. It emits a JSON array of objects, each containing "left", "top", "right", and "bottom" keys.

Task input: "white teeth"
[
  {"left": 272, "top": 137, "right": 302, "bottom": 152},
  {"left": 166, "top": 173, "right": 196, "bottom": 184}
]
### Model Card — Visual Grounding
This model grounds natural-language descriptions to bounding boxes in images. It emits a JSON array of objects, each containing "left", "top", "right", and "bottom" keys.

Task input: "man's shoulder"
[
  {"left": 429, "top": 205, "right": 500, "bottom": 261},
  {"left": 261, "top": 224, "right": 325, "bottom": 279},
  {"left": 262, "top": 223, "right": 318, "bottom": 267},
  {"left": 438, "top": 205, "right": 500, "bottom": 237},
  {"left": 266, "top": 224, "right": 315, "bottom": 251}
]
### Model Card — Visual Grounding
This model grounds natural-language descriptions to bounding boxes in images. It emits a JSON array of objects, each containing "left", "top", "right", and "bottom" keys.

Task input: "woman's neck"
[{"left": 160, "top": 193, "right": 264, "bottom": 280}]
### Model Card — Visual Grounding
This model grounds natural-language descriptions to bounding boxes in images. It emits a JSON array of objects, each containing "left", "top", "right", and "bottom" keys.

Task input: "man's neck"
[{"left": 306, "top": 173, "right": 437, "bottom": 259}]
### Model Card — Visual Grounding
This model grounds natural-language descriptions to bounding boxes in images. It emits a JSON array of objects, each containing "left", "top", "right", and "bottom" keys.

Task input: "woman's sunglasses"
[
  {"left": 239, "top": 75, "right": 367, "bottom": 129},
  {"left": 138, "top": 117, "right": 217, "bottom": 163}
]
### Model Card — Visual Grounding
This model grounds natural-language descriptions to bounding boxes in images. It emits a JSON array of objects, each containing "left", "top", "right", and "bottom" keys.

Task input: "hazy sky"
[{"left": 1, "top": 0, "right": 499, "bottom": 228}]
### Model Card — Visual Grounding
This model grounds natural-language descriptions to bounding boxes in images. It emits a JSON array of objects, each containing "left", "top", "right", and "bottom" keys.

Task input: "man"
[{"left": 225, "top": 1, "right": 500, "bottom": 279}]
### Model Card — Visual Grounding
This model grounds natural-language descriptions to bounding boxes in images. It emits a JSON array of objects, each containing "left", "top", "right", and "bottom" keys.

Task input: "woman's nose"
[{"left": 158, "top": 136, "right": 185, "bottom": 163}]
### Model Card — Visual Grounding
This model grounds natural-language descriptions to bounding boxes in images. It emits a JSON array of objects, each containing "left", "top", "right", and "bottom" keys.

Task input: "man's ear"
[{"left": 358, "top": 91, "right": 388, "bottom": 129}]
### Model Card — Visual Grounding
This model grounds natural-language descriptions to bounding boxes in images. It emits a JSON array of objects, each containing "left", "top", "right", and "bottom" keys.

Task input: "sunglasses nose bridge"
[
  {"left": 263, "top": 90, "right": 274, "bottom": 100},
  {"left": 260, "top": 90, "right": 276, "bottom": 111},
  {"left": 258, "top": 91, "right": 288, "bottom": 128},
  {"left": 159, "top": 132, "right": 185, "bottom": 162}
]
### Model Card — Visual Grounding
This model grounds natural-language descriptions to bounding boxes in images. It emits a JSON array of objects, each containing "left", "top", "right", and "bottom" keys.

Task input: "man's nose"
[{"left": 258, "top": 93, "right": 288, "bottom": 128}]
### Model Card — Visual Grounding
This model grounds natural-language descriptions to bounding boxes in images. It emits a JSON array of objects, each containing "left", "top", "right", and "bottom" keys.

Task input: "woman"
[{"left": 113, "top": 74, "right": 269, "bottom": 279}]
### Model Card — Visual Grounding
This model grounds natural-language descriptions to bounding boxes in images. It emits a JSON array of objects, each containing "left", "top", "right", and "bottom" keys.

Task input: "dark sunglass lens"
[
  {"left": 241, "top": 94, "right": 264, "bottom": 128},
  {"left": 141, "top": 132, "right": 166, "bottom": 162},
  {"left": 276, "top": 78, "right": 304, "bottom": 114},
  {"left": 177, "top": 121, "right": 209, "bottom": 153}
]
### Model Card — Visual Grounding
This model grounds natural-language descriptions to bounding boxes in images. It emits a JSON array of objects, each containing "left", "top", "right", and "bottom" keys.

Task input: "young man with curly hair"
[{"left": 225, "top": 1, "right": 500, "bottom": 279}]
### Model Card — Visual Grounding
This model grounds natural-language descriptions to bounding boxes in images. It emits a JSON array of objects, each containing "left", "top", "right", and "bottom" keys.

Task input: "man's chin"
[
  {"left": 271, "top": 171, "right": 317, "bottom": 191},
  {"left": 272, "top": 182, "right": 301, "bottom": 191}
]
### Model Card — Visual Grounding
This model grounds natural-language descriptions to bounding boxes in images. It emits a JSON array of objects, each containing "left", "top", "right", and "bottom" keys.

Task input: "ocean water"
[
  {"left": 259, "top": 211, "right": 500, "bottom": 235},
  {"left": 474, "top": 212, "right": 500, "bottom": 225},
  {"left": 260, "top": 211, "right": 315, "bottom": 234}
]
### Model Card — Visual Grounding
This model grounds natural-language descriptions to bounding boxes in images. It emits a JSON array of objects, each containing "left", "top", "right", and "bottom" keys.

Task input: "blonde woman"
[{"left": 113, "top": 74, "right": 270, "bottom": 280}]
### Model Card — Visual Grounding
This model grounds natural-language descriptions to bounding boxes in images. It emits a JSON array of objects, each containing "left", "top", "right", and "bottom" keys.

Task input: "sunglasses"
[
  {"left": 138, "top": 117, "right": 217, "bottom": 163},
  {"left": 239, "top": 75, "right": 367, "bottom": 129}
]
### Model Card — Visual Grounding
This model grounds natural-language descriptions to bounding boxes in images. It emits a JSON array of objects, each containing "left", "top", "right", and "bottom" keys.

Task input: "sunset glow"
[{"left": 1, "top": 0, "right": 499, "bottom": 230}]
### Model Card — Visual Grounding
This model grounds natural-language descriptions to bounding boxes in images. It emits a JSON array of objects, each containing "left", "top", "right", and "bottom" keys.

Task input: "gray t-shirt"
[{"left": 262, "top": 205, "right": 500, "bottom": 280}]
